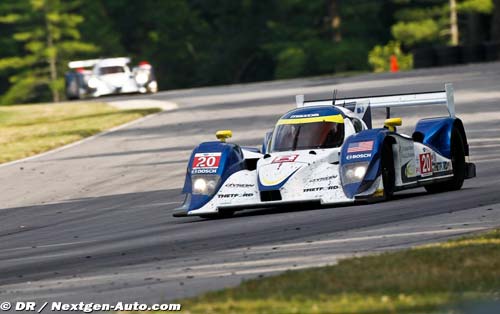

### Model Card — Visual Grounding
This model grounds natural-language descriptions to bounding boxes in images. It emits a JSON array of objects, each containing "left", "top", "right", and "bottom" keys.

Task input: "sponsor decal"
[
  {"left": 346, "top": 153, "right": 372, "bottom": 160},
  {"left": 290, "top": 113, "right": 319, "bottom": 119},
  {"left": 193, "top": 152, "right": 221, "bottom": 168},
  {"left": 303, "top": 187, "right": 324, "bottom": 192},
  {"left": 303, "top": 186, "right": 339, "bottom": 192},
  {"left": 192, "top": 168, "right": 217, "bottom": 174},
  {"left": 419, "top": 152, "right": 433, "bottom": 176},
  {"left": 433, "top": 161, "right": 451, "bottom": 172},
  {"left": 309, "top": 175, "right": 338, "bottom": 183},
  {"left": 225, "top": 183, "right": 255, "bottom": 188},
  {"left": 347, "top": 141, "right": 373, "bottom": 153},
  {"left": 192, "top": 152, "right": 221, "bottom": 174},
  {"left": 218, "top": 193, "right": 254, "bottom": 198},
  {"left": 272, "top": 154, "right": 299, "bottom": 164}
]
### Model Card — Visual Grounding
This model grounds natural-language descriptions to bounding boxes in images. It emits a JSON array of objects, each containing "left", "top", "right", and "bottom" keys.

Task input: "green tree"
[
  {"left": 80, "top": 0, "right": 211, "bottom": 89},
  {"left": 368, "top": 41, "right": 413, "bottom": 72},
  {"left": 263, "top": 0, "right": 392, "bottom": 79},
  {"left": 78, "top": 1, "right": 124, "bottom": 57},
  {"left": 390, "top": 0, "right": 494, "bottom": 48},
  {"left": 0, "top": 0, "right": 98, "bottom": 105}
]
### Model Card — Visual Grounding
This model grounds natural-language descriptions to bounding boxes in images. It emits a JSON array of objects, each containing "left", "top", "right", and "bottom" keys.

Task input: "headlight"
[
  {"left": 135, "top": 73, "right": 149, "bottom": 85},
  {"left": 341, "top": 162, "right": 369, "bottom": 185},
  {"left": 87, "top": 77, "right": 99, "bottom": 89},
  {"left": 148, "top": 81, "right": 157, "bottom": 90},
  {"left": 192, "top": 175, "right": 220, "bottom": 196}
]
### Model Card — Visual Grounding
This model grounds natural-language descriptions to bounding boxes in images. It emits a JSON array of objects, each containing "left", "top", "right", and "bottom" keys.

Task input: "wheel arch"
[
  {"left": 414, "top": 117, "right": 469, "bottom": 159},
  {"left": 453, "top": 118, "right": 469, "bottom": 156}
]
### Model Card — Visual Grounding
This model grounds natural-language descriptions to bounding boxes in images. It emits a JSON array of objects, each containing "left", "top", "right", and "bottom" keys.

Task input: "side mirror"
[
  {"left": 384, "top": 117, "right": 402, "bottom": 132},
  {"left": 216, "top": 130, "right": 232, "bottom": 142}
]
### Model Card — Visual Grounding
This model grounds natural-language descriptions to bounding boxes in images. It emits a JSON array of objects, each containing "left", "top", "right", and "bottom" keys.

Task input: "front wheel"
[
  {"left": 425, "top": 127, "right": 465, "bottom": 193},
  {"left": 381, "top": 141, "right": 395, "bottom": 200}
]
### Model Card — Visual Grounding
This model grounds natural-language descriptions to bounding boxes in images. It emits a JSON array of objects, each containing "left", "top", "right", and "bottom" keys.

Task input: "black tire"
[
  {"left": 381, "top": 140, "right": 395, "bottom": 200},
  {"left": 424, "top": 128, "right": 465, "bottom": 193}
]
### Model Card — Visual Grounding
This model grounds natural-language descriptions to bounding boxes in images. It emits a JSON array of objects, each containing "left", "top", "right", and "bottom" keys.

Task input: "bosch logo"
[
  {"left": 192, "top": 168, "right": 217, "bottom": 174},
  {"left": 346, "top": 153, "right": 371, "bottom": 160}
]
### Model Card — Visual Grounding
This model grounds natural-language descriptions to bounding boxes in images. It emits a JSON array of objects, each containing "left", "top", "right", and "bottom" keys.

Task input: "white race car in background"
[{"left": 65, "top": 57, "right": 158, "bottom": 99}]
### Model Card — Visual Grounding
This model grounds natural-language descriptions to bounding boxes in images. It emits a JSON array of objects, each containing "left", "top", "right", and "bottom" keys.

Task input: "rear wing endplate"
[
  {"left": 68, "top": 59, "right": 101, "bottom": 69},
  {"left": 296, "top": 83, "right": 456, "bottom": 126}
]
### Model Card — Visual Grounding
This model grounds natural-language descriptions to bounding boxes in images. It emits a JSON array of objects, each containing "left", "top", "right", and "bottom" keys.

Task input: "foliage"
[
  {"left": 368, "top": 41, "right": 413, "bottom": 72},
  {"left": 458, "top": 0, "right": 494, "bottom": 13},
  {"left": 390, "top": 1, "right": 450, "bottom": 47},
  {"left": 274, "top": 47, "right": 307, "bottom": 79},
  {"left": 0, "top": 0, "right": 497, "bottom": 104},
  {"left": 392, "top": 19, "right": 442, "bottom": 46},
  {"left": 389, "top": 0, "right": 494, "bottom": 48},
  {"left": 0, "top": 0, "right": 98, "bottom": 105}
]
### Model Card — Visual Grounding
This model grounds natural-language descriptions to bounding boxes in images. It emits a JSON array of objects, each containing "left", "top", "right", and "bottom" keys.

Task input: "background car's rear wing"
[
  {"left": 296, "top": 83, "right": 455, "bottom": 128},
  {"left": 68, "top": 57, "right": 131, "bottom": 69}
]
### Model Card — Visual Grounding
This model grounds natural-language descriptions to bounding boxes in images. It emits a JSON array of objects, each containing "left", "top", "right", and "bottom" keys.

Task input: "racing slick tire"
[
  {"left": 424, "top": 127, "right": 466, "bottom": 193},
  {"left": 381, "top": 140, "right": 395, "bottom": 200}
]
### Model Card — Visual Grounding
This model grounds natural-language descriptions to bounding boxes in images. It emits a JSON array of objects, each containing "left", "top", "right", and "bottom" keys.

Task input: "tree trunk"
[
  {"left": 450, "top": 0, "right": 459, "bottom": 45},
  {"left": 45, "top": 10, "right": 59, "bottom": 103},
  {"left": 327, "top": 0, "right": 341, "bottom": 43},
  {"left": 492, "top": 0, "right": 500, "bottom": 41}
]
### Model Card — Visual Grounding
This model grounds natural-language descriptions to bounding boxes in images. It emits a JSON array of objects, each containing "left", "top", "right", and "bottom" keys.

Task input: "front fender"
[
  {"left": 180, "top": 141, "right": 246, "bottom": 212},
  {"left": 340, "top": 129, "right": 390, "bottom": 198}
]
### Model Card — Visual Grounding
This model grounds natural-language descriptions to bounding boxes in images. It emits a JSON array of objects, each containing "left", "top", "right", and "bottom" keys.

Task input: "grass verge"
[
  {"left": 150, "top": 229, "right": 500, "bottom": 314},
  {"left": 0, "top": 102, "right": 160, "bottom": 164}
]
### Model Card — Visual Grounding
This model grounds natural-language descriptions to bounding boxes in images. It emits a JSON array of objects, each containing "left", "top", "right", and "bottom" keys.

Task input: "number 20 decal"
[
  {"left": 195, "top": 156, "right": 217, "bottom": 167},
  {"left": 419, "top": 153, "right": 433, "bottom": 176},
  {"left": 193, "top": 152, "right": 221, "bottom": 168}
]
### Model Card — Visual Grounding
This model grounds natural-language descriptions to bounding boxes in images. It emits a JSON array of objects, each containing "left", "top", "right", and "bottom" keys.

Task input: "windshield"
[
  {"left": 270, "top": 121, "right": 344, "bottom": 152},
  {"left": 99, "top": 66, "right": 126, "bottom": 75}
]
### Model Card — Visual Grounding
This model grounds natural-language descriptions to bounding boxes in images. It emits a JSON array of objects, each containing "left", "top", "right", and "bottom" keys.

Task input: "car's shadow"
[{"left": 179, "top": 187, "right": 479, "bottom": 222}]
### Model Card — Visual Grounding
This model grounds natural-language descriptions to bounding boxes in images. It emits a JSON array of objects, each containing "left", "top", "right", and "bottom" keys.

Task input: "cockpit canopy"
[{"left": 270, "top": 107, "right": 345, "bottom": 152}]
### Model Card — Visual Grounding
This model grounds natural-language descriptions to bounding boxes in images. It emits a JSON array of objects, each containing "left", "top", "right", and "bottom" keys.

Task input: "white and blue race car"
[
  {"left": 65, "top": 57, "right": 158, "bottom": 99},
  {"left": 173, "top": 84, "right": 476, "bottom": 218}
]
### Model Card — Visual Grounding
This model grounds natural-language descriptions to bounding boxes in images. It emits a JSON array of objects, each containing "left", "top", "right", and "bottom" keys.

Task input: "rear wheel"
[
  {"left": 381, "top": 141, "right": 395, "bottom": 200},
  {"left": 424, "top": 128, "right": 465, "bottom": 193}
]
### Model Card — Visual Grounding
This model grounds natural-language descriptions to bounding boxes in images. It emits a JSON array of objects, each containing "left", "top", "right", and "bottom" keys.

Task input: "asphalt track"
[{"left": 1, "top": 63, "right": 500, "bottom": 306}]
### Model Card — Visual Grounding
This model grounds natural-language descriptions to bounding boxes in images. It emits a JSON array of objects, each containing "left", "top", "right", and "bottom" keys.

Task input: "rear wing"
[
  {"left": 68, "top": 57, "right": 131, "bottom": 69},
  {"left": 296, "top": 83, "right": 455, "bottom": 128}
]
